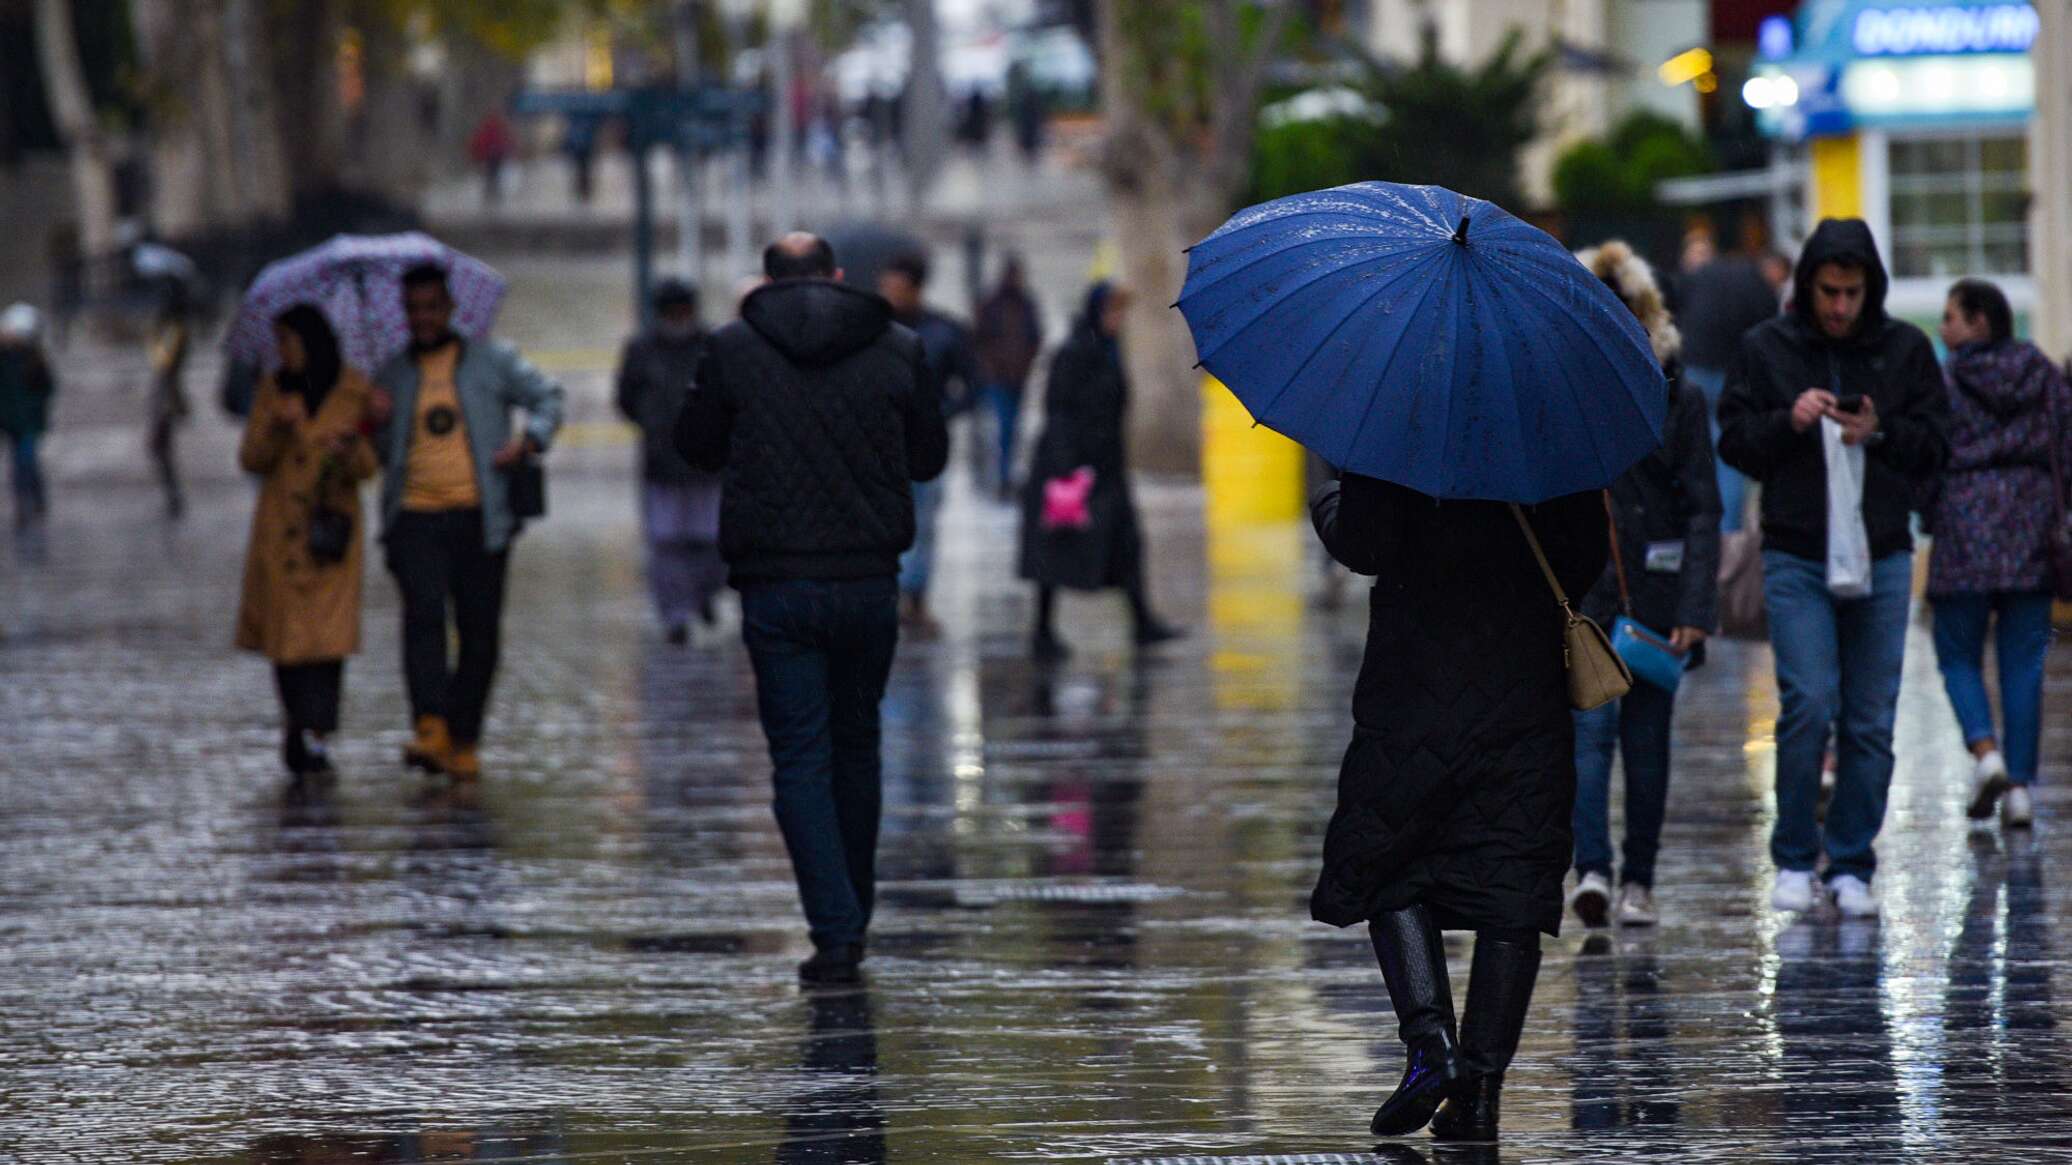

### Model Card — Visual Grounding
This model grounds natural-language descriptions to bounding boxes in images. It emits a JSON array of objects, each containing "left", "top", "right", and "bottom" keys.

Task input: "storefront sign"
[{"left": 1852, "top": 3, "right": 2038, "bottom": 56}]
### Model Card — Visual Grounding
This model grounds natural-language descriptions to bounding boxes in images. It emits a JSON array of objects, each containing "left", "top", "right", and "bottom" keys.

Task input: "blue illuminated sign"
[
  {"left": 1852, "top": 4, "right": 2038, "bottom": 56},
  {"left": 1759, "top": 15, "right": 1795, "bottom": 59}
]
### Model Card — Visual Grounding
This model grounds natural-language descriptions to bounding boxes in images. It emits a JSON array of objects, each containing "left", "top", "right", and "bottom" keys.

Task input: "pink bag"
[{"left": 1041, "top": 467, "right": 1096, "bottom": 531}]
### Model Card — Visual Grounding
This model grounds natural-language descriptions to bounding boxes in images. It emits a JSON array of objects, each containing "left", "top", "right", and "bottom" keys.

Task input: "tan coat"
[{"left": 236, "top": 370, "right": 379, "bottom": 663}]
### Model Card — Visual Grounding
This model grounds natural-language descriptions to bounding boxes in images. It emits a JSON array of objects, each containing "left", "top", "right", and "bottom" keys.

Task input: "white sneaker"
[
  {"left": 1830, "top": 874, "right": 1879, "bottom": 918},
  {"left": 1569, "top": 871, "right": 1612, "bottom": 928},
  {"left": 1771, "top": 869, "right": 1819, "bottom": 913},
  {"left": 1616, "top": 883, "right": 1659, "bottom": 927},
  {"left": 1968, "top": 751, "right": 2011, "bottom": 820},
  {"left": 2003, "top": 785, "right": 2035, "bottom": 829}
]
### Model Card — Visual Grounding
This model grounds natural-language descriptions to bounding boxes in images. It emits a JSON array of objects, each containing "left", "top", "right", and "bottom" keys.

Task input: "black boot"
[
  {"left": 1430, "top": 933, "right": 1541, "bottom": 1143},
  {"left": 1369, "top": 905, "right": 1461, "bottom": 1136},
  {"left": 282, "top": 726, "right": 311, "bottom": 775}
]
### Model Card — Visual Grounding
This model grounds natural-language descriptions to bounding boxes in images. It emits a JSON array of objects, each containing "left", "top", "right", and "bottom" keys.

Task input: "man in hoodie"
[
  {"left": 1718, "top": 219, "right": 1949, "bottom": 920},
  {"left": 877, "top": 251, "right": 980, "bottom": 637},
  {"left": 676, "top": 232, "right": 949, "bottom": 986}
]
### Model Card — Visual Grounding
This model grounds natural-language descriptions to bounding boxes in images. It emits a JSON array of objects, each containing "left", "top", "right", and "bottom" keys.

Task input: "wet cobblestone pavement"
[{"left": 8, "top": 400, "right": 2072, "bottom": 1161}]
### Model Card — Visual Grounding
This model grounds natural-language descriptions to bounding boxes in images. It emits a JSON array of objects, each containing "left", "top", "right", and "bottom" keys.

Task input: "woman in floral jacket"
[{"left": 1927, "top": 279, "right": 2072, "bottom": 829}]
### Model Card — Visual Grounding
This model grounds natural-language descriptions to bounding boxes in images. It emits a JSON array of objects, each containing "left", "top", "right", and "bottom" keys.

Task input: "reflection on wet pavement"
[{"left": 4, "top": 462, "right": 2072, "bottom": 1163}]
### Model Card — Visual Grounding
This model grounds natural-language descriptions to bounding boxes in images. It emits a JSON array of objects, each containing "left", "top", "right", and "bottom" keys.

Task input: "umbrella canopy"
[
  {"left": 1177, "top": 182, "right": 1666, "bottom": 503},
  {"left": 225, "top": 233, "right": 507, "bottom": 374},
  {"left": 825, "top": 221, "right": 927, "bottom": 295}
]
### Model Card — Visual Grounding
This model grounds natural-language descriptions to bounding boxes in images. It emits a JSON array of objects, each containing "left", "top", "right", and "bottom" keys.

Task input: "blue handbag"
[{"left": 1605, "top": 495, "right": 1688, "bottom": 693}]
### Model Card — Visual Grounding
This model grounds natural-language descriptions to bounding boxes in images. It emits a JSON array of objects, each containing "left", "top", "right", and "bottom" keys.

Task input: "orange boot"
[
  {"left": 444, "top": 741, "right": 482, "bottom": 780},
  {"left": 404, "top": 715, "right": 452, "bottom": 773}
]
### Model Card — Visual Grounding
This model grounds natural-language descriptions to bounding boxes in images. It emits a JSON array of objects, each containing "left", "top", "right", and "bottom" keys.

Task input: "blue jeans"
[
  {"left": 7, "top": 430, "right": 44, "bottom": 518},
  {"left": 1572, "top": 680, "right": 1677, "bottom": 888},
  {"left": 1684, "top": 364, "right": 1744, "bottom": 533},
  {"left": 1763, "top": 549, "right": 1914, "bottom": 883},
  {"left": 898, "top": 478, "right": 944, "bottom": 600},
  {"left": 741, "top": 576, "right": 900, "bottom": 949},
  {"left": 1932, "top": 592, "right": 2055, "bottom": 786},
  {"left": 980, "top": 383, "right": 1024, "bottom": 493}
]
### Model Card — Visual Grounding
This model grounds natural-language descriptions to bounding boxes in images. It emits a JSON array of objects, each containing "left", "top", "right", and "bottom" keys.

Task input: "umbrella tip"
[{"left": 1453, "top": 215, "right": 1472, "bottom": 245}]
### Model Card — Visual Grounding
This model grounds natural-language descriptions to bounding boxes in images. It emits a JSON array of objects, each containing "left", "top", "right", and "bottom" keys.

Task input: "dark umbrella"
[
  {"left": 824, "top": 221, "right": 926, "bottom": 294},
  {"left": 1177, "top": 181, "right": 1666, "bottom": 503}
]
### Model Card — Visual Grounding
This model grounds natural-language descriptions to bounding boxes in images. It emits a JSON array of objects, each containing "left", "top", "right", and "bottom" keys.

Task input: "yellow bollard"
[
  {"left": 1200, "top": 375, "right": 1306, "bottom": 526},
  {"left": 1200, "top": 375, "right": 1310, "bottom": 711}
]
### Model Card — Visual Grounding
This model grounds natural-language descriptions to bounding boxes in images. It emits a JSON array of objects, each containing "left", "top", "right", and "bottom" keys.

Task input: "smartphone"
[{"left": 1835, "top": 393, "right": 1865, "bottom": 412}]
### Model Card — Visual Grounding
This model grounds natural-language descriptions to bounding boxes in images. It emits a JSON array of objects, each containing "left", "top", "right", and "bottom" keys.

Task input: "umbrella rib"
[
  {"left": 1231, "top": 250, "right": 1450, "bottom": 430},
  {"left": 1183, "top": 231, "right": 1437, "bottom": 302},
  {"left": 1496, "top": 270, "right": 1651, "bottom": 485},
  {"left": 1502, "top": 269, "right": 1663, "bottom": 448},
  {"left": 1187, "top": 244, "right": 1440, "bottom": 367},
  {"left": 1331, "top": 250, "right": 1457, "bottom": 472}
]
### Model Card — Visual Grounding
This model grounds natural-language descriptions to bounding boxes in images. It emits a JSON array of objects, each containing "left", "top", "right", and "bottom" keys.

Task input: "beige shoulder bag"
[{"left": 1510, "top": 502, "right": 1632, "bottom": 712}]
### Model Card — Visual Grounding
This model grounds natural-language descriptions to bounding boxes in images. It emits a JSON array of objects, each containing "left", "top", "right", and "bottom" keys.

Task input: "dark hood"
[
  {"left": 1792, "top": 218, "right": 1889, "bottom": 343},
  {"left": 742, "top": 279, "right": 893, "bottom": 366},
  {"left": 1949, "top": 338, "right": 2055, "bottom": 418}
]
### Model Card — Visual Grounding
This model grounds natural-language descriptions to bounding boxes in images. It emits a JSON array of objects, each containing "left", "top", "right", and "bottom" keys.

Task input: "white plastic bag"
[{"left": 1823, "top": 416, "right": 1872, "bottom": 598}]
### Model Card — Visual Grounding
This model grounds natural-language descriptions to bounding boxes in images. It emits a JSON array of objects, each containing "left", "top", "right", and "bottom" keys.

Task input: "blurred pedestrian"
[
  {"left": 368, "top": 264, "right": 565, "bottom": 780},
  {"left": 675, "top": 232, "right": 949, "bottom": 985},
  {"left": 468, "top": 109, "right": 515, "bottom": 208},
  {"left": 974, "top": 255, "right": 1043, "bottom": 499},
  {"left": 1309, "top": 476, "right": 1606, "bottom": 1141},
  {"left": 1926, "top": 278, "right": 2072, "bottom": 830},
  {"left": 564, "top": 114, "right": 599, "bottom": 206},
  {"left": 147, "top": 287, "right": 192, "bottom": 520},
  {"left": 615, "top": 279, "right": 723, "bottom": 644},
  {"left": 1565, "top": 243, "right": 1721, "bottom": 930},
  {"left": 878, "top": 252, "right": 980, "bottom": 637},
  {"left": 0, "top": 303, "right": 54, "bottom": 528},
  {"left": 236, "top": 306, "right": 378, "bottom": 776},
  {"left": 1018, "top": 281, "right": 1183, "bottom": 660},
  {"left": 1718, "top": 219, "right": 1949, "bottom": 919},
  {"left": 1676, "top": 250, "right": 1780, "bottom": 533},
  {"left": 1007, "top": 62, "right": 1044, "bottom": 165}
]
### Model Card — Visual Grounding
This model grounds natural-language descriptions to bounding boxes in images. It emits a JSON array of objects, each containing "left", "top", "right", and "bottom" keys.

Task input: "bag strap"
[
  {"left": 1602, "top": 490, "right": 1633, "bottom": 617},
  {"left": 1510, "top": 503, "right": 1573, "bottom": 613}
]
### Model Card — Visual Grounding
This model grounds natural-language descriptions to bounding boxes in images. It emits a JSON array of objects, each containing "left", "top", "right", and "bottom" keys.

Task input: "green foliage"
[
  {"left": 1552, "top": 110, "right": 1714, "bottom": 212},
  {"left": 1361, "top": 26, "right": 1550, "bottom": 208},
  {"left": 1110, "top": 0, "right": 1293, "bottom": 140},
  {"left": 1249, "top": 115, "right": 1368, "bottom": 203}
]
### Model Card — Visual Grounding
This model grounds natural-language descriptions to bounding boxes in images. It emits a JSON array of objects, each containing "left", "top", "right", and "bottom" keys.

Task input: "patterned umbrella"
[{"left": 224, "top": 233, "right": 507, "bottom": 374}]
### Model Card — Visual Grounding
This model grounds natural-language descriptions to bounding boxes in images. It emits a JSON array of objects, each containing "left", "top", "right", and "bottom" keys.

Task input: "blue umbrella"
[{"left": 1177, "top": 182, "right": 1666, "bottom": 503}]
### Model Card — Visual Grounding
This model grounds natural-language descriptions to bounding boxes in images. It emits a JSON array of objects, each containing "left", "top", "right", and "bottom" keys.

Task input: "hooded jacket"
[
  {"left": 674, "top": 278, "right": 949, "bottom": 584},
  {"left": 1717, "top": 219, "right": 1949, "bottom": 564},
  {"left": 1926, "top": 339, "right": 2072, "bottom": 596}
]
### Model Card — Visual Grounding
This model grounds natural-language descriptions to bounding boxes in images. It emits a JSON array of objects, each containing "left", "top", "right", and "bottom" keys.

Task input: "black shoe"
[
  {"left": 697, "top": 596, "right": 719, "bottom": 628},
  {"left": 798, "top": 943, "right": 864, "bottom": 986},
  {"left": 1430, "top": 1072, "right": 1503, "bottom": 1143},
  {"left": 1032, "top": 630, "right": 1071, "bottom": 663},
  {"left": 1369, "top": 905, "right": 1461, "bottom": 1136},
  {"left": 1133, "top": 619, "right": 1185, "bottom": 648},
  {"left": 282, "top": 728, "right": 311, "bottom": 775},
  {"left": 1429, "top": 934, "right": 1541, "bottom": 1143},
  {"left": 665, "top": 623, "right": 690, "bottom": 647}
]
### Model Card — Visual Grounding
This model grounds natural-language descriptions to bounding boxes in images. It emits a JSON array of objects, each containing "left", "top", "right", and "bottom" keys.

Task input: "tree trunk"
[
  {"left": 222, "top": 0, "right": 292, "bottom": 220},
  {"left": 133, "top": 0, "right": 236, "bottom": 237},
  {"left": 32, "top": 0, "right": 119, "bottom": 261},
  {"left": 268, "top": 0, "right": 345, "bottom": 198},
  {"left": 903, "top": 0, "right": 947, "bottom": 213}
]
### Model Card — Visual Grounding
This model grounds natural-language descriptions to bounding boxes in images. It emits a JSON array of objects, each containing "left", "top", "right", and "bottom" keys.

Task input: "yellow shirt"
[{"left": 401, "top": 343, "right": 481, "bottom": 511}]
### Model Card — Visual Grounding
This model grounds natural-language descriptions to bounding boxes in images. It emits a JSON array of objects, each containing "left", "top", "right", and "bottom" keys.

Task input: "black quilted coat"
[
  {"left": 675, "top": 279, "right": 949, "bottom": 584},
  {"left": 1018, "top": 311, "right": 1144, "bottom": 591},
  {"left": 1311, "top": 475, "right": 1608, "bottom": 935}
]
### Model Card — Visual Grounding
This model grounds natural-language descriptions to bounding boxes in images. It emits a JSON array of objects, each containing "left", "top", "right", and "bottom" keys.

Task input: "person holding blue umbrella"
[{"left": 1180, "top": 182, "right": 1666, "bottom": 1144}]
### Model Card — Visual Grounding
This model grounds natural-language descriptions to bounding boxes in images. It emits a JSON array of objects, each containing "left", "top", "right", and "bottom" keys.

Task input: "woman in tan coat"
[{"left": 236, "top": 305, "right": 377, "bottom": 774}]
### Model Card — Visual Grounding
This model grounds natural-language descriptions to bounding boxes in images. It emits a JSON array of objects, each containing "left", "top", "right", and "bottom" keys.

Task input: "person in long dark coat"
[
  {"left": 1017, "top": 282, "right": 1181, "bottom": 660},
  {"left": 1567, "top": 242, "right": 1722, "bottom": 931},
  {"left": 1310, "top": 471, "right": 1606, "bottom": 1143}
]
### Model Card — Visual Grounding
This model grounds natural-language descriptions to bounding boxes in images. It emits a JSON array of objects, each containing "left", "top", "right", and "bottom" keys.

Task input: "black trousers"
[
  {"left": 385, "top": 509, "right": 510, "bottom": 745},
  {"left": 274, "top": 661, "right": 344, "bottom": 734}
]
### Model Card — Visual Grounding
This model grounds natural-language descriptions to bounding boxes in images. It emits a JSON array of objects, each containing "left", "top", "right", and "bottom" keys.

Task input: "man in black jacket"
[
  {"left": 616, "top": 279, "right": 720, "bottom": 643},
  {"left": 675, "top": 232, "right": 949, "bottom": 985},
  {"left": 1718, "top": 218, "right": 1949, "bottom": 920}
]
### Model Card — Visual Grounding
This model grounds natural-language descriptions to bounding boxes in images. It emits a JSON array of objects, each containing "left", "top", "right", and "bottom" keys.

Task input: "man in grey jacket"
[{"left": 369, "top": 263, "right": 564, "bottom": 778}]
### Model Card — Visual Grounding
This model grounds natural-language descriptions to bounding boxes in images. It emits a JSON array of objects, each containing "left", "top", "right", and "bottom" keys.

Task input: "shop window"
[{"left": 1889, "top": 134, "right": 2028, "bottom": 278}]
